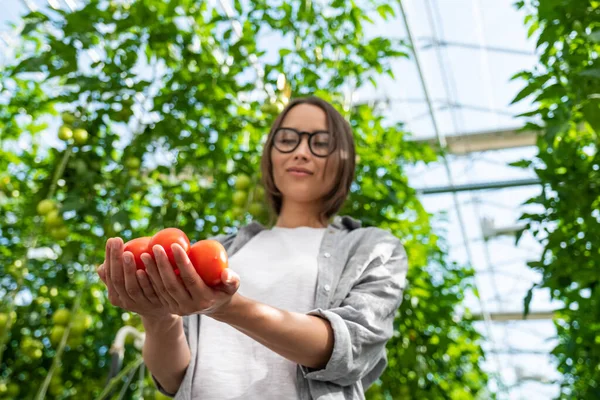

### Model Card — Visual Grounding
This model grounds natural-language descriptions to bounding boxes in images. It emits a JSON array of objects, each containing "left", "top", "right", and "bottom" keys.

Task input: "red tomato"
[
  {"left": 187, "top": 240, "right": 228, "bottom": 286},
  {"left": 123, "top": 237, "right": 151, "bottom": 270},
  {"left": 149, "top": 228, "right": 191, "bottom": 270}
]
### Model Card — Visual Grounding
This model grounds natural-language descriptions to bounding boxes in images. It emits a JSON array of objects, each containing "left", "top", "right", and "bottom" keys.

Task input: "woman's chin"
[{"left": 279, "top": 189, "right": 322, "bottom": 205}]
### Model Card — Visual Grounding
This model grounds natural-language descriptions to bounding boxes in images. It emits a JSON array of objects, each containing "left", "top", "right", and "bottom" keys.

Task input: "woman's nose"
[{"left": 293, "top": 137, "right": 311, "bottom": 158}]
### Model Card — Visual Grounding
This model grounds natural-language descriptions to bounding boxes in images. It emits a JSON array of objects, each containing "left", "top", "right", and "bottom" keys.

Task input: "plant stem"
[{"left": 94, "top": 356, "right": 144, "bottom": 400}]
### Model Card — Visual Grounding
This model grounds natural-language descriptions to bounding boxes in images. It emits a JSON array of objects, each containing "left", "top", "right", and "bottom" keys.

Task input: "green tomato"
[
  {"left": 50, "top": 326, "right": 65, "bottom": 346},
  {"left": 50, "top": 226, "right": 69, "bottom": 241},
  {"left": 67, "top": 334, "right": 83, "bottom": 347},
  {"left": 248, "top": 202, "right": 265, "bottom": 217},
  {"left": 49, "top": 379, "right": 63, "bottom": 396},
  {"left": 6, "top": 382, "right": 19, "bottom": 397},
  {"left": 254, "top": 186, "right": 265, "bottom": 201},
  {"left": 0, "top": 313, "right": 8, "bottom": 333},
  {"left": 37, "top": 199, "right": 56, "bottom": 215},
  {"left": 58, "top": 126, "right": 73, "bottom": 141},
  {"left": 45, "top": 210, "right": 63, "bottom": 227},
  {"left": 61, "top": 113, "right": 76, "bottom": 125},
  {"left": 235, "top": 174, "right": 251, "bottom": 190},
  {"left": 0, "top": 176, "right": 9, "bottom": 192},
  {"left": 52, "top": 309, "right": 71, "bottom": 326},
  {"left": 73, "top": 129, "right": 89, "bottom": 145},
  {"left": 231, "top": 207, "right": 244, "bottom": 218},
  {"left": 260, "top": 103, "right": 279, "bottom": 114},
  {"left": 125, "top": 157, "right": 141, "bottom": 169},
  {"left": 155, "top": 391, "right": 172, "bottom": 400},
  {"left": 71, "top": 313, "right": 92, "bottom": 335},
  {"left": 21, "top": 338, "right": 43, "bottom": 359},
  {"left": 232, "top": 191, "right": 248, "bottom": 207}
]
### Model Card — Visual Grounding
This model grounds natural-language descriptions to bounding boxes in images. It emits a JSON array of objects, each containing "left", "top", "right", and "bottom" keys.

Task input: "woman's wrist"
[
  {"left": 141, "top": 313, "right": 181, "bottom": 334},
  {"left": 209, "top": 293, "right": 246, "bottom": 323}
]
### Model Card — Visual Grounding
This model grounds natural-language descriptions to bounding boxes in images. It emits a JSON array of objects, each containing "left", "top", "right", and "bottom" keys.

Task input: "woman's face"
[{"left": 270, "top": 104, "right": 339, "bottom": 207}]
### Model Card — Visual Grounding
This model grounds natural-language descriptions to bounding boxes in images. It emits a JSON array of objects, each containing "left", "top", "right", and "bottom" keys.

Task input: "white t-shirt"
[{"left": 195, "top": 226, "right": 325, "bottom": 400}]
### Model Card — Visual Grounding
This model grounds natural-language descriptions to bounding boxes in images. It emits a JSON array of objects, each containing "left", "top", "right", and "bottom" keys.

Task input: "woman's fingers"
[
  {"left": 136, "top": 269, "right": 163, "bottom": 306},
  {"left": 109, "top": 238, "right": 129, "bottom": 301},
  {"left": 123, "top": 252, "right": 147, "bottom": 303},
  {"left": 142, "top": 252, "right": 179, "bottom": 309},
  {"left": 104, "top": 238, "right": 120, "bottom": 306},
  {"left": 172, "top": 243, "right": 207, "bottom": 298},
  {"left": 151, "top": 245, "right": 192, "bottom": 304},
  {"left": 212, "top": 268, "right": 241, "bottom": 295},
  {"left": 97, "top": 263, "right": 106, "bottom": 284}
]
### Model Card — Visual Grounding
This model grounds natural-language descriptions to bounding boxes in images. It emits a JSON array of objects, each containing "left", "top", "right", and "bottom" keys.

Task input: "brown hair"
[{"left": 260, "top": 96, "right": 356, "bottom": 222}]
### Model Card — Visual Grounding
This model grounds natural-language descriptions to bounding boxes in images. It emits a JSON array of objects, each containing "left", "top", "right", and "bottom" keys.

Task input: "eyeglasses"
[{"left": 272, "top": 127, "right": 335, "bottom": 158}]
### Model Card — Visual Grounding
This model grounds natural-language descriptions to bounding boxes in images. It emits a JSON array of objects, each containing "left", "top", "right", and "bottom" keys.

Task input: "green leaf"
[
  {"left": 376, "top": 5, "right": 395, "bottom": 19},
  {"left": 527, "top": 21, "right": 539, "bottom": 38},
  {"left": 516, "top": 109, "right": 541, "bottom": 118},
  {"left": 582, "top": 99, "right": 600, "bottom": 132},
  {"left": 21, "top": 22, "right": 40, "bottom": 36},
  {"left": 511, "top": 83, "right": 540, "bottom": 104},
  {"left": 509, "top": 159, "right": 532, "bottom": 168},
  {"left": 234, "top": 0, "right": 243, "bottom": 14},
  {"left": 279, "top": 48, "right": 292, "bottom": 57},
  {"left": 510, "top": 70, "right": 533, "bottom": 81}
]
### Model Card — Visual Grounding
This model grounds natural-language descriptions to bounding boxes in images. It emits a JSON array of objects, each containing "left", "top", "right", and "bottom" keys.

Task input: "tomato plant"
[
  {"left": 188, "top": 240, "right": 228, "bottom": 287},
  {"left": 123, "top": 237, "right": 152, "bottom": 270},
  {"left": 0, "top": 0, "right": 491, "bottom": 398},
  {"left": 149, "top": 228, "right": 191, "bottom": 270}
]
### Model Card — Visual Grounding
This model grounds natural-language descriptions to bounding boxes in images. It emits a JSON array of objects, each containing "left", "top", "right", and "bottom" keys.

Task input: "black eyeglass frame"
[{"left": 272, "top": 127, "right": 336, "bottom": 158}]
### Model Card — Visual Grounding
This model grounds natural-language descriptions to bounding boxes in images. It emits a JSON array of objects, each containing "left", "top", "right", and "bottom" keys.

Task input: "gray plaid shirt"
[{"left": 155, "top": 215, "right": 408, "bottom": 399}]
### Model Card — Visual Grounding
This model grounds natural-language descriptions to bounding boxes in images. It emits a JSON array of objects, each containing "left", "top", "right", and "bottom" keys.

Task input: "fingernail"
[{"left": 123, "top": 253, "right": 132, "bottom": 264}]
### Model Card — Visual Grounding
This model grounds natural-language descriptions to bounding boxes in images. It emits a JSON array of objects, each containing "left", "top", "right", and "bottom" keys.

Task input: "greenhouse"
[{"left": 0, "top": 1, "right": 597, "bottom": 399}]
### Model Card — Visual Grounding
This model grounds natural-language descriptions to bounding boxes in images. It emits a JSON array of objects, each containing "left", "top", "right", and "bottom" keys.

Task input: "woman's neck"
[{"left": 275, "top": 201, "right": 327, "bottom": 228}]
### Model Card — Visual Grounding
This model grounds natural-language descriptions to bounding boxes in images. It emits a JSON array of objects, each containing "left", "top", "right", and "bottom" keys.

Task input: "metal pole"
[{"left": 416, "top": 178, "right": 541, "bottom": 195}]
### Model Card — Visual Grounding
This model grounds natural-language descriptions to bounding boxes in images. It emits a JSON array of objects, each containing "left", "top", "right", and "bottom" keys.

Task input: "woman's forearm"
[
  {"left": 142, "top": 314, "right": 191, "bottom": 395},
  {"left": 211, "top": 294, "right": 334, "bottom": 370}
]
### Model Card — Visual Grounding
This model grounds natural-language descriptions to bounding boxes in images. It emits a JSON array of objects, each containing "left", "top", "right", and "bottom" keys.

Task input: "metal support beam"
[
  {"left": 471, "top": 311, "right": 556, "bottom": 322},
  {"left": 419, "top": 39, "right": 534, "bottom": 56},
  {"left": 416, "top": 178, "right": 541, "bottom": 195},
  {"left": 412, "top": 128, "right": 539, "bottom": 154},
  {"left": 486, "top": 348, "right": 553, "bottom": 355}
]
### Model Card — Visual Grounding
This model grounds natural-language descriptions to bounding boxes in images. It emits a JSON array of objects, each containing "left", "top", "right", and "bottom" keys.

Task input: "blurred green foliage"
[{"left": 0, "top": 1, "right": 490, "bottom": 399}]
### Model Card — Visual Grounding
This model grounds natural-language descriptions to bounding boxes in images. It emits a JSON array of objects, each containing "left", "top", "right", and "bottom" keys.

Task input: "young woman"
[{"left": 97, "top": 96, "right": 409, "bottom": 400}]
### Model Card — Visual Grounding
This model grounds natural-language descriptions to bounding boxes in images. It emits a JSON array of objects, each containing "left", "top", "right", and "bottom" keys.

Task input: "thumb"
[
  {"left": 221, "top": 269, "right": 240, "bottom": 294},
  {"left": 97, "top": 263, "right": 107, "bottom": 283}
]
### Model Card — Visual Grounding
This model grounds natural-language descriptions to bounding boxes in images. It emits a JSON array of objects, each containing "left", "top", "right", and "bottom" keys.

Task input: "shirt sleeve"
[{"left": 300, "top": 231, "right": 408, "bottom": 387}]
